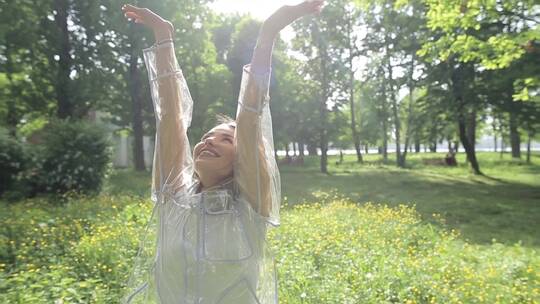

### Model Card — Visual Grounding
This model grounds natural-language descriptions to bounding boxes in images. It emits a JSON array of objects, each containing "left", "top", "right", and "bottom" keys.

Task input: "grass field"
[
  {"left": 1, "top": 152, "right": 539, "bottom": 303},
  {"left": 107, "top": 152, "right": 540, "bottom": 248},
  {"left": 280, "top": 152, "right": 540, "bottom": 248}
]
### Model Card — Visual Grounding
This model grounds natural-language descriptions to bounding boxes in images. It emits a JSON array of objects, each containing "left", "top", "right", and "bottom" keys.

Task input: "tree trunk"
[
  {"left": 54, "top": 0, "right": 73, "bottom": 119},
  {"left": 399, "top": 55, "right": 416, "bottom": 168},
  {"left": 500, "top": 134, "right": 505, "bottom": 159},
  {"left": 379, "top": 97, "right": 388, "bottom": 162},
  {"left": 344, "top": 8, "right": 363, "bottom": 163},
  {"left": 390, "top": 91, "right": 402, "bottom": 164},
  {"left": 307, "top": 143, "right": 318, "bottom": 156},
  {"left": 450, "top": 62, "right": 480, "bottom": 172},
  {"left": 128, "top": 28, "right": 145, "bottom": 171},
  {"left": 509, "top": 112, "right": 521, "bottom": 158},
  {"left": 493, "top": 118, "right": 498, "bottom": 152},
  {"left": 350, "top": 77, "right": 363, "bottom": 163},
  {"left": 458, "top": 114, "right": 481, "bottom": 174},
  {"left": 315, "top": 22, "right": 329, "bottom": 174},
  {"left": 467, "top": 109, "right": 477, "bottom": 152},
  {"left": 415, "top": 139, "right": 420, "bottom": 153},
  {"left": 382, "top": 121, "right": 388, "bottom": 162},
  {"left": 285, "top": 143, "right": 290, "bottom": 158},
  {"left": 293, "top": 142, "right": 297, "bottom": 156},
  {"left": 320, "top": 127, "right": 328, "bottom": 173},
  {"left": 298, "top": 141, "right": 305, "bottom": 157},
  {"left": 4, "top": 43, "right": 21, "bottom": 136},
  {"left": 364, "top": 145, "right": 368, "bottom": 155},
  {"left": 526, "top": 131, "right": 532, "bottom": 164},
  {"left": 348, "top": 44, "right": 362, "bottom": 163},
  {"left": 384, "top": 42, "right": 402, "bottom": 167}
]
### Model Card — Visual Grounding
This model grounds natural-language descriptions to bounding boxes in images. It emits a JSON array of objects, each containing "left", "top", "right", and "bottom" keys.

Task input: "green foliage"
[
  {"left": 421, "top": 0, "right": 538, "bottom": 70},
  {"left": 0, "top": 128, "right": 27, "bottom": 195},
  {"left": 37, "top": 120, "right": 112, "bottom": 196}
]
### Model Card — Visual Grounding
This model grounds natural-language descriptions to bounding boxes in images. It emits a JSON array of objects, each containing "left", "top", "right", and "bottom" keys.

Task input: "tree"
[
  {"left": 0, "top": 0, "right": 55, "bottom": 133},
  {"left": 323, "top": 1, "right": 364, "bottom": 162},
  {"left": 421, "top": 0, "right": 540, "bottom": 168},
  {"left": 358, "top": 0, "right": 428, "bottom": 167}
]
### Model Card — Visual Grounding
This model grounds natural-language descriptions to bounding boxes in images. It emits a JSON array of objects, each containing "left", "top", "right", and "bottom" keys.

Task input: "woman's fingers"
[
  {"left": 122, "top": 4, "right": 155, "bottom": 23},
  {"left": 121, "top": 4, "right": 143, "bottom": 14},
  {"left": 121, "top": 4, "right": 174, "bottom": 40},
  {"left": 123, "top": 12, "right": 145, "bottom": 25},
  {"left": 122, "top": 4, "right": 144, "bottom": 23},
  {"left": 301, "top": 0, "right": 325, "bottom": 14},
  {"left": 122, "top": 5, "right": 154, "bottom": 25},
  {"left": 262, "top": 0, "right": 325, "bottom": 36},
  {"left": 124, "top": 11, "right": 139, "bottom": 19}
]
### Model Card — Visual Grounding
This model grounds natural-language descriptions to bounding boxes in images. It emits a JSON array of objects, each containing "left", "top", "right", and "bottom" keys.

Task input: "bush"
[
  {"left": 37, "top": 120, "right": 112, "bottom": 196},
  {"left": 0, "top": 128, "right": 28, "bottom": 196}
]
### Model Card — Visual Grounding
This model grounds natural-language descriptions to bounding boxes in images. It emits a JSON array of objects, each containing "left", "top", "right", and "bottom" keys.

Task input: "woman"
[{"left": 121, "top": 2, "right": 323, "bottom": 303}]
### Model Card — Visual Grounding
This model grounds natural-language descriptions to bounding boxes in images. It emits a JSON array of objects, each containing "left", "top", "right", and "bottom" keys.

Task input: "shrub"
[
  {"left": 0, "top": 128, "right": 28, "bottom": 196},
  {"left": 38, "top": 120, "right": 112, "bottom": 196}
]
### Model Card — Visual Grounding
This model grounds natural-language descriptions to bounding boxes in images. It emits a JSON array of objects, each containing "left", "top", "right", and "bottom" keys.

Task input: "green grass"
[
  {"left": 102, "top": 169, "right": 152, "bottom": 197},
  {"left": 272, "top": 200, "right": 540, "bottom": 303},
  {"left": 105, "top": 152, "right": 540, "bottom": 248},
  {"left": 2, "top": 194, "right": 538, "bottom": 303},
  {"left": 280, "top": 152, "right": 540, "bottom": 248},
  {"left": 1, "top": 152, "right": 539, "bottom": 303}
]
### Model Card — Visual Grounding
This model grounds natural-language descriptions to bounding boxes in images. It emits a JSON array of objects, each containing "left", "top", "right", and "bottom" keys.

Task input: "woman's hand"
[
  {"left": 261, "top": 0, "right": 324, "bottom": 39},
  {"left": 121, "top": 4, "right": 174, "bottom": 42},
  {"left": 250, "top": 0, "right": 324, "bottom": 72}
]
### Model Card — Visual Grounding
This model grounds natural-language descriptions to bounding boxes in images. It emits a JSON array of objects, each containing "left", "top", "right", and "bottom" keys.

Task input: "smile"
[{"left": 199, "top": 149, "right": 220, "bottom": 158}]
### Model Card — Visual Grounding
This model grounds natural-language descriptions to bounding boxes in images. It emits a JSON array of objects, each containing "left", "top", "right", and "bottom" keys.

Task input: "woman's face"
[{"left": 193, "top": 123, "right": 236, "bottom": 181}]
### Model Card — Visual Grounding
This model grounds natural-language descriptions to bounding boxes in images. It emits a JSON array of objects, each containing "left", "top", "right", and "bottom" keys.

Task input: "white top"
[{"left": 123, "top": 41, "right": 280, "bottom": 304}]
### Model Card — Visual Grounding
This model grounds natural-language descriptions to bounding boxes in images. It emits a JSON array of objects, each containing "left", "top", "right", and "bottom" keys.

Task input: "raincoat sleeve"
[
  {"left": 234, "top": 64, "right": 281, "bottom": 227},
  {"left": 143, "top": 41, "right": 194, "bottom": 204}
]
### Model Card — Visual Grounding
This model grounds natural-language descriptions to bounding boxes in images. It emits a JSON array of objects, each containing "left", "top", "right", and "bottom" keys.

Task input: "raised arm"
[
  {"left": 250, "top": 1, "right": 324, "bottom": 74},
  {"left": 123, "top": 5, "right": 194, "bottom": 202},
  {"left": 235, "top": 1, "right": 324, "bottom": 223}
]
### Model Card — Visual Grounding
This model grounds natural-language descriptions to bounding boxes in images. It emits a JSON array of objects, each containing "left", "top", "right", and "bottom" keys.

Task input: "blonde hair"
[{"left": 215, "top": 114, "right": 236, "bottom": 128}]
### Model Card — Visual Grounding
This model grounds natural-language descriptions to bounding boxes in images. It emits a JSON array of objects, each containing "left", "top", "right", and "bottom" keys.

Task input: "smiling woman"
[
  {"left": 193, "top": 121, "right": 237, "bottom": 190},
  {"left": 120, "top": 1, "right": 324, "bottom": 303}
]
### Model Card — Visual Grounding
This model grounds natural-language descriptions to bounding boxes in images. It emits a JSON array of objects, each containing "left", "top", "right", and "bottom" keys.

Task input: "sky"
[
  {"left": 209, "top": 0, "right": 306, "bottom": 41},
  {"left": 209, "top": 0, "right": 309, "bottom": 21},
  {"left": 209, "top": 0, "right": 371, "bottom": 82}
]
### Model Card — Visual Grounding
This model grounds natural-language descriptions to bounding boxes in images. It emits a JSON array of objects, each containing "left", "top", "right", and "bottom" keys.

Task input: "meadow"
[
  {"left": 106, "top": 151, "right": 540, "bottom": 247},
  {"left": 1, "top": 152, "right": 539, "bottom": 303}
]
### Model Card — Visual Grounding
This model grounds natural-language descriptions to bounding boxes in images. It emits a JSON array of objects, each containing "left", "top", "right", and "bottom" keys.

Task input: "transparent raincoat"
[{"left": 123, "top": 40, "right": 280, "bottom": 304}]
